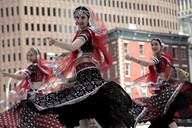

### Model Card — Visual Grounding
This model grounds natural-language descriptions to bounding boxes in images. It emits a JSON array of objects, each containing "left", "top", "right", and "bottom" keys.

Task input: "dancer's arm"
[
  {"left": 126, "top": 54, "right": 155, "bottom": 66},
  {"left": 0, "top": 69, "right": 27, "bottom": 80},
  {"left": 47, "top": 37, "right": 85, "bottom": 52}
]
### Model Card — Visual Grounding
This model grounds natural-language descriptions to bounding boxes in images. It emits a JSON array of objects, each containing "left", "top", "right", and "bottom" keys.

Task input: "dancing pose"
[
  {"left": 0, "top": 47, "right": 63, "bottom": 128},
  {"left": 31, "top": 6, "right": 147, "bottom": 128},
  {"left": 126, "top": 38, "right": 190, "bottom": 128}
]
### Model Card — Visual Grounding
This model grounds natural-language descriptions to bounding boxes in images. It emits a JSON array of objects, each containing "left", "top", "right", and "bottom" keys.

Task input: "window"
[
  {"left": 43, "top": 38, "right": 46, "bottom": 46},
  {"left": 139, "top": 44, "right": 144, "bottom": 56},
  {"left": 125, "top": 62, "right": 130, "bottom": 76},
  {"left": 36, "top": 7, "right": 39, "bottom": 15},
  {"left": 59, "top": 25, "right": 62, "bottom": 32},
  {"left": 30, "top": 7, "right": 33, "bottom": 15},
  {"left": 2, "top": 40, "right": 4, "bottom": 47},
  {"left": 17, "top": 23, "right": 20, "bottom": 31},
  {"left": 172, "top": 47, "right": 178, "bottom": 59},
  {"left": 112, "top": 42, "right": 117, "bottom": 56},
  {"left": 124, "top": 43, "right": 129, "bottom": 54},
  {"left": 43, "top": 24, "right": 46, "bottom": 31},
  {"left": 32, "top": 38, "right": 35, "bottom": 45},
  {"left": 1, "top": 25, "right": 4, "bottom": 33},
  {"left": 3, "top": 54, "right": 5, "bottom": 62},
  {"left": 13, "top": 53, "right": 16, "bottom": 61},
  {"left": 42, "top": 7, "right": 45, "bottom": 16},
  {"left": 13, "top": 39, "right": 15, "bottom": 46},
  {"left": 11, "top": 7, "right": 14, "bottom": 16},
  {"left": 18, "top": 38, "right": 20, "bottom": 46},
  {"left": 64, "top": 25, "right": 67, "bottom": 33},
  {"left": 19, "top": 53, "right": 21, "bottom": 60},
  {"left": 68, "top": 9, "right": 71, "bottom": 18},
  {"left": 48, "top": 24, "right": 51, "bottom": 31},
  {"left": 63, "top": 9, "right": 66, "bottom": 17},
  {"left": 138, "top": 18, "right": 140, "bottom": 25},
  {"left": 25, "top": 23, "right": 28, "bottom": 31},
  {"left": 37, "top": 24, "right": 40, "bottom": 31},
  {"left": 1, "top": 8, "right": 3, "bottom": 17},
  {"left": 48, "top": 8, "right": 50, "bottom": 16},
  {"left": 113, "top": 62, "right": 118, "bottom": 78},
  {"left": 54, "top": 25, "right": 57, "bottom": 32},
  {"left": 8, "top": 54, "right": 10, "bottom": 62},
  {"left": 58, "top": 8, "right": 61, "bottom": 17},
  {"left": 17, "top": 6, "right": 19, "bottom": 15},
  {"left": 106, "top": 69, "right": 110, "bottom": 79},
  {"left": 6, "top": 7, "right": 8, "bottom": 16},
  {"left": 31, "top": 24, "right": 34, "bottom": 31},
  {"left": 181, "top": 48, "right": 187, "bottom": 60},
  {"left": 141, "top": 66, "right": 146, "bottom": 75},
  {"left": 174, "top": 66, "right": 179, "bottom": 79},
  {"left": 7, "top": 24, "right": 9, "bottom": 32},
  {"left": 7, "top": 39, "right": 10, "bottom": 47},
  {"left": 37, "top": 38, "right": 41, "bottom": 46},
  {"left": 26, "top": 38, "right": 29, "bottom": 45},
  {"left": 53, "top": 8, "right": 56, "bottom": 16},
  {"left": 12, "top": 24, "right": 15, "bottom": 31}
]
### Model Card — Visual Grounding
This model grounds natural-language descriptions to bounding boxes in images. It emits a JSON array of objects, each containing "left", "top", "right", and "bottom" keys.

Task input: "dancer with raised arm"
[
  {"left": 126, "top": 38, "right": 191, "bottom": 128},
  {"left": 0, "top": 47, "right": 64, "bottom": 128},
  {"left": 31, "top": 6, "right": 147, "bottom": 128}
]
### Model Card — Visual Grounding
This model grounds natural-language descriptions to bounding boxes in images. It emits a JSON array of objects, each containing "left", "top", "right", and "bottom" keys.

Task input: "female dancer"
[
  {"left": 0, "top": 47, "right": 64, "bottom": 128},
  {"left": 30, "top": 6, "right": 147, "bottom": 128},
  {"left": 126, "top": 38, "right": 190, "bottom": 128}
]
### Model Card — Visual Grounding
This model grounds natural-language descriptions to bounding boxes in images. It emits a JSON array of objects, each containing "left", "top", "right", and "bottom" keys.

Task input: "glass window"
[
  {"left": 1, "top": 25, "right": 4, "bottom": 33},
  {"left": 32, "top": 38, "right": 35, "bottom": 45},
  {"left": 36, "top": 7, "right": 39, "bottom": 15},
  {"left": 11, "top": 7, "right": 14, "bottom": 16},
  {"left": 42, "top": 7, "right": 45, "bottom": 16},
  {"left": 47, "top": 8, "right": 50, "bottom": 16},
  {"left": 30, "top": 7, "right": 33, "bottom": 15},
  {"left": 172, "top": 47, "right": 178, "bottom": 59},
  {"left": 112, "top": 42, "right": 117, "bottom": 56},
  {"left": 63, "top": 9, "right": 66, "bottom": 17},
  {"left": 141, "top": 66, "right": 146, "bottom": 75},
  {"left": 43, "top": 24, "right": 46, "bottom": 31},
  {"left": 139, "top": 44, "right": 144, "bottom": 56},
  {"left": 17, "top": 23, "right": 20, "bottom": 31},
  {"left": 58, "top": 8, "right": 61, "bottom": 17},
  {"left": 181, "top": 48, "right": 187, "bottom": 60},
  {"left": 37, "top": 38, "right": 41, "bottom": 46},
  {"left": 53, "top": 8, "right": 56, "bottom": 16},
  {"left": 125, "top": 63, "right": 130, "bottom": 76},
  {"left": 1, "top": 8, "right": 4, "bottom": 17},
  {"left": 6, "top": 8, "right": 8, "bottom": 16},
  {"left": 68, "top": 9, "right": 71, "bottom": 18},
  {"left": 124, "top": 43, "right": 129, "bottom": 54},
  {"left": 54, "top": 24, "right": 57, "bottom": 32},
  {"left": 113, "top": 63, "right": 118, "bottom": 78},
  {"left": 7, "top": 24, "right": 9, "bottom": 32},
  {"left": 24, "top": 6, "right": 27, "bottom": 15},
  {"left": 48, "top": 24, "right": 51, "bottom": 31}
]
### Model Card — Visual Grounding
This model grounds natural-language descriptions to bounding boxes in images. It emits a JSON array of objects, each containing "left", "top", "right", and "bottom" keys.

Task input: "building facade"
[{"left": 178, "top": 0, "right": 192, "bottom": 81}]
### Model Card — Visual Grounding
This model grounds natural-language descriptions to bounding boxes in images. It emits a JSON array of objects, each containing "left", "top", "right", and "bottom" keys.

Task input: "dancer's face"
[
  {"left": 27, "top": 50, "right": 38, "bottom": 63},
  {"left": 151, "top": 40, "right": 162, "bottom": 54},
  {"left": 74, "top": 12, "right": 89, "bottom": 29}
]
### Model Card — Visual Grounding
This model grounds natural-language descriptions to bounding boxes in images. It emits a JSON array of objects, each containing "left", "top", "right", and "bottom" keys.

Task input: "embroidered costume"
[
  {"left": 131, "top": 51, "right": 192, "bottom": 126},
  {"left": 0, "top": 47, "right": 63, "bottom": 128},
  {"left": 30, "top": 6, "right": 147, "bottom": 128}
]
